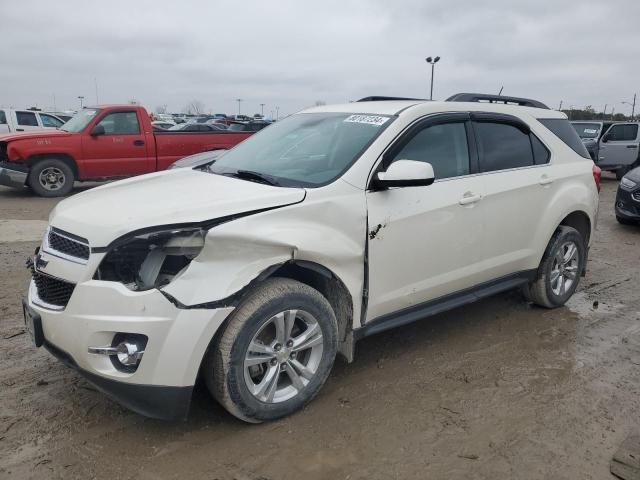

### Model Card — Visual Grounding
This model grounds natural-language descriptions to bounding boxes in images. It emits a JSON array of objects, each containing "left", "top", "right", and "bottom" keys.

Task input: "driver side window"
[
  {"left": 391, "top": 122, "right": 470, "bottom": 179},
  {"left": 96, "top": 112, "right": 140, "bottom": 135}
]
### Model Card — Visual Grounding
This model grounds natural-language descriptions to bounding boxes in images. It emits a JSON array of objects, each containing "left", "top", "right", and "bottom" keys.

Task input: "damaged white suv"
[{"left": 24, "top": 93, "right": 600, "bottom": 422}]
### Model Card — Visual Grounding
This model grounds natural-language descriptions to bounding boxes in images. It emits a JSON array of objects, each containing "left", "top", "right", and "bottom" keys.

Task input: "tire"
[
  {"left": 28, "top": 159, "right": 75, "bottom": 197},
  {"left": 523, "top": 226, "right": 586, "bottom": 308},
  {"left": 204, "top": 278, "right": 338, "bottom": 423}
]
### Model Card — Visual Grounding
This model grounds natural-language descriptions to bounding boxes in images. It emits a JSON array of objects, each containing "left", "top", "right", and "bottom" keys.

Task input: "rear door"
[
  {"left": 365, "top": 113, "right": 486, "bottom": 321},
  {"left": 598, "top": 123, "right": 639, "bottom": 168},
  {"left": 472, "top": 113, "right": 552, "bottom": 280},
  {"left": 14, "top": 111, "right": 41, "bottom": 132},
  {"left": 81, "top": 110, "right": 153, "bottom": 178}
]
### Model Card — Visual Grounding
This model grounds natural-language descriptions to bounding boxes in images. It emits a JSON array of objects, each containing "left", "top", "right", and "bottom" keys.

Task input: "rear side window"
[
  {"left": 39, "top": 114, "right": 63, "bottom": 128},
  {"left": 539, "top": 118, "right": 590, "bottom": 158},
  {"left": 475, "top": 122, "right": 534, "bottom": 172},
  {"left": 0, "top": 111, "right": 6, "bottom": 124},
  {"left": 391, "top": 122, "right": 470, "bottom": 179},
  {"left": 605, "top": 123, "right": 639, "bottom": 141},
  {"left": 531, "top": 134, "right": 550, "bottom": 165},
  {"left": 16, "top": 111, "right": 38, "bottom": 126}
]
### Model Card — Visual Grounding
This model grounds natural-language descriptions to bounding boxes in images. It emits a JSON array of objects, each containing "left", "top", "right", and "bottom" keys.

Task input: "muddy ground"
[{"left": 0, "top": 176, "right": 639, "bottom": 480}]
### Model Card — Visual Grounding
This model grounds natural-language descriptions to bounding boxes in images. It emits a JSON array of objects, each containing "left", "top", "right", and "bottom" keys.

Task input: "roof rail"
[
  {"left": 357, "top": 96, "right": 426, "bottom": 102},
  {"left": 446, "top": 93, "right": 549, "bottom": 109}
]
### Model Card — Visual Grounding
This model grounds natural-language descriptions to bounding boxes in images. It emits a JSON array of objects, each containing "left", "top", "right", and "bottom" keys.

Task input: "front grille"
[
  {"left": 46, "top": 228, "right": 90, "bottom": 261},
  {"left": 30, "top": 265, "right": 76, "bottom": 309}
]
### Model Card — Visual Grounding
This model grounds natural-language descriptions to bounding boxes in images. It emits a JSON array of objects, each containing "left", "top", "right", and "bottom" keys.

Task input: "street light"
[
  {"left": 622, "top": 93, "right": 636, "bottom": 120},
  {"left": 425, "top": 56, "right": 441, "bottom": 100},
  {"left": 275, "top": 106, "right": 280, "bottom": 121},
  {"left": 236, "top": 98, "right": 242, "bottom": 116},
  {"left": 78, "top": 96, "right": 85, "bottom": 109},
  {"left": 260, "top": 103, "right": 265, "bottom": 116}
]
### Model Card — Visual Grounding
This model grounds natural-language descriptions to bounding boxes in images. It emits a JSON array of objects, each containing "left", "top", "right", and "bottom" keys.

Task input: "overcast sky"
[{"left": 2, "top": 0, "right": 639, "bottom": 117}]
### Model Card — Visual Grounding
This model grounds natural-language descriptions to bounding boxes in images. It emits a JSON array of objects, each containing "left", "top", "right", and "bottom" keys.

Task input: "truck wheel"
[
  {"left": 204, "top": 278, "right": 338, "bottom": 423},
  {"left": 523, "top": 226, "right": 586, "bottom": 308},
  {"left": 28, "top": 159, "right": 75, "bottom": 197}
]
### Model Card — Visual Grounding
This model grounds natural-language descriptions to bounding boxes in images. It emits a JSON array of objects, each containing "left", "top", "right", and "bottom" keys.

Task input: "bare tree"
[
  {"left": 183, "top": 100, "right": 206, "bottom": 115},
  {"left": 155, "top": 104, "right": 168, "bottom": 114},
  {"left": 314, "top": 100, "right": 326, "bottom": 106}
]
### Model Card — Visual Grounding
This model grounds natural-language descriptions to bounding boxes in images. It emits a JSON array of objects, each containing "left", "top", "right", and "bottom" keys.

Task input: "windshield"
[
  {"left": 60, "top": 109, "right": 100, "bottom": 132},
  {"left": 208, "top": 112, "right": 392, "bottom": 187},
  {"left": 572, "top": 122, "right": 601, "bottom": 139}
]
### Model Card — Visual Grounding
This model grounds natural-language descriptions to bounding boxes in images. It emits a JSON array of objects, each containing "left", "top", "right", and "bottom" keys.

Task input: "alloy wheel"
[{"left": 550, "top": 241, "right": 579, "bottom": 296}]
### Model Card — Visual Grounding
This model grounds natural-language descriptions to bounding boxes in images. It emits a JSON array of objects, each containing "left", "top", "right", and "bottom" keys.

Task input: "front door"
[
  {"left": 598, "top": 123, "right": 640, "bottom": 169},
  {"left": 81, "top": 110, "right": 153, "bottom": 178},
  {"left": 365, "top": 114, "right": 485, "bottom": 322},
  {"left": 13, "top": 111, "right": 41, "bottom": 132}
]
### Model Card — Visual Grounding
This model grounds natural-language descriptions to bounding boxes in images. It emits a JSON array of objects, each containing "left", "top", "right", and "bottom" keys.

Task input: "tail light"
[{"left": 592, "top": 164, "right": 601, "bottom": 193}]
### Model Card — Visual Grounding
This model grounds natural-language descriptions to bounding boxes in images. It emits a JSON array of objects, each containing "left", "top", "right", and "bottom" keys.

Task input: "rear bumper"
[{"left": 0, "top": 162, "right": 28, "bottom": 188}]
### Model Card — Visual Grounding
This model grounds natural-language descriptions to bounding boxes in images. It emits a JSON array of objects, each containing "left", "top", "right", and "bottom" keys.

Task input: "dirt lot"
[{"left": 1, "top": 177, "right": 639, "bottom": 480}]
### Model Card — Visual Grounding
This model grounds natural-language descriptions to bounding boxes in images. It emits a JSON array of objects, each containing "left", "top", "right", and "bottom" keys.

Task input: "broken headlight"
[{"left": 94, "top": 227, "right": 206, "bottom": 291}]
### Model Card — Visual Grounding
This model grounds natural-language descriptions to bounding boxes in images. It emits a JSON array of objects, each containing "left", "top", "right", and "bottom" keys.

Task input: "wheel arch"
[
  {"left": 27, "top": 153, "right": 79, "bottom": 179},
  {"left": 559, "top": 210, "right": 592, "bottom": 245}
]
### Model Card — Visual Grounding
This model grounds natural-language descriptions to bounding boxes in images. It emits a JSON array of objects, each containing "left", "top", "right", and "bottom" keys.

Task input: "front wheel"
[
  {"left": 28, "top": 159, "right": 75, "bottom": 197},
  {"left": 523, "top": 226, "right": 586, "bottom": 308},
  {"left": 204, "top": 278, "right": 338, "bottom": 423}
]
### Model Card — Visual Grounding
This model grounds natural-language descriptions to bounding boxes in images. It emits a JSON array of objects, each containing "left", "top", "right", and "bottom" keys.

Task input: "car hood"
[
  {"left": 0, "top": 130, "right": 72, "bottom": 142},
  {"left": 625, "top": 166, "right": 640, "bottom": 183},
  {"left": 49, "top": 168, "right": 306, "bottom": 247}
]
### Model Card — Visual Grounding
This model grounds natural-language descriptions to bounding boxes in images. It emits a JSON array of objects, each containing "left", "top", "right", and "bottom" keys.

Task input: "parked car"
[
  {"left": 151, "top": 120, "right": 177, "bottom": 130},
  {"left": 168, "top": 123, "right": 226, "bottom": 132},
  {"left": 596, "top": 122, "right": 640, "bottom": 179},
  {"left": 168, "top": 149, "right": 227, "bottom": 169},
  {"left": 571, "top": 120, "right": 615, "bottom": 161},
  {"left": 0, "top": 109, "right": 65, "bottom": 133},
  {"left": 47, "top": 112, "right": 75, "bottom": 123},
  {"left": 615, "top": 165, "right": 640, "bottom": 224},
  {"left": 0, "top": 105, "right": 254, "bottom": 196},
  {"left": 22, "top": 93, "right": 599, "bottom": 422},
  {"left": 228, "top": 120, "right": 271, "bottom": 132}
]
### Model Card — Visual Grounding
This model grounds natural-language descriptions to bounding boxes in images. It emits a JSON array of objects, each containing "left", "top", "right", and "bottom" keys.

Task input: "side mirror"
[
  {"left": 374, "top": 160, "right": 435, "bottom": 188},
  {"left": 601, "top": 133, "right": 610, "bottom": 143},
  {"left": 90, "top": 124, "right": 105, "bottom": 136}
]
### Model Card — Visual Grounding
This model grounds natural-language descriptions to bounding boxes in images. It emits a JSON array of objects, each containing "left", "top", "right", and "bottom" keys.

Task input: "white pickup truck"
[{"left": 0, "top": 109, "right": 65, "bottom": 133}]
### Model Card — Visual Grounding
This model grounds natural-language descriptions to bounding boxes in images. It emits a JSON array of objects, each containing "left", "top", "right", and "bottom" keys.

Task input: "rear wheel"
[
  {"left": 28, "top": 159, "right": 75, "bottom": 197},
  {"left": 524, "top": 226, "right": 586, "bottom": 308},
  {"left": 204, "top": 278, "right": 338, "bottom": 423}
]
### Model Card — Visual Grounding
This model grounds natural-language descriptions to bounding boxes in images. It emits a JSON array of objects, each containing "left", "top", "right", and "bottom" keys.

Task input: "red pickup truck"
[{"left": 0, "top": 105, "right": 253, "bottom": 196}]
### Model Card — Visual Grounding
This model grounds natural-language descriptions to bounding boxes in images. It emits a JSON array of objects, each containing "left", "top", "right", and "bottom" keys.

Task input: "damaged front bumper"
[{"left": 0, "top": 161, "right": 28, "bottom": 189}]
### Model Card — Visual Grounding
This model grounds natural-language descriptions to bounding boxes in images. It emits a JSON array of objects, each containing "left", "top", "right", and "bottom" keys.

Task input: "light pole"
[
  {"left": 260, "top": 103, "right": 265, "bottom": 116},
  {"left": 622, "top": 93, "right": 636, "bottom": 120},
  {"left": 275, "top": 106, "right": 280, "bottom": 121},
  {"left": 78, "top": 96, "right": 85, "bottom": 109},
  {"left": 236, "top": 98, "right": 242, "bottom": 116},
  {"left": 425, "top": 56, "right": 440, "bottom": 100}
]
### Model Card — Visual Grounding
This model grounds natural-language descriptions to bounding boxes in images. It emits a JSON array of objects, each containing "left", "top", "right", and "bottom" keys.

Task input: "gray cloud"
[{"left": 1, "top": 0, "right": 639, "bottom": 116}]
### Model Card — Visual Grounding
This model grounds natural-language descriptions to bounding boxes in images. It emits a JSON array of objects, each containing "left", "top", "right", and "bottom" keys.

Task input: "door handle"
[
  {"left": 626, "top": 145, "right": 638, "bottom": 149},
  {"left": 539, "top": 175, "right": 554, "bottom": 186},
  {"left": 133, "top": 140, "right": 145, "bottom": 146},
  {"left": 459, "top": 192, "right": 481, "bottom": 205},
  {"left": 16, "top": 128, "right": 24, "bottom": 131}
]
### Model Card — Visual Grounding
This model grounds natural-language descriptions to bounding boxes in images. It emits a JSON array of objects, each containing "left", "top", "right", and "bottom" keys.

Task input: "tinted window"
[
  {"left": 391, "top": 122, "right": 470, "bottom": 179},
  {"left": 531, "top": 134, "right": 550, "bottom": 165},
  {"left": 16, "top": 111, "right": 38, "bottom": 126},
  {"left": 606, "top": 124, "right": 639, "bottom": 141},
  {"left": 539, "top": 118, "right": 590, "bottom": 158},
  {"left": 0, "top": 111, "right": 6, "bottom": 124},
  {"left": 96, "top": 112, "right": 140, "bottom": 134},
  {"left": 40, "top": 114, "right": 63, "bottom": 128},
  {"left": 475, "top": 122, "right": 534, "bottom": 172}
]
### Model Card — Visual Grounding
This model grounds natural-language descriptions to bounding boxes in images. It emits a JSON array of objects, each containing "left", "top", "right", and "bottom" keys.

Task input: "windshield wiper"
[{"left": 225, "top": 169, "right": 280, "bottom": 186}]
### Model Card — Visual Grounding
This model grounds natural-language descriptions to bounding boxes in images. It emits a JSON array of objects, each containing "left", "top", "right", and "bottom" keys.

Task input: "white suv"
[{"left": 23, "top": 93, "right": 601, "bottom": 422}]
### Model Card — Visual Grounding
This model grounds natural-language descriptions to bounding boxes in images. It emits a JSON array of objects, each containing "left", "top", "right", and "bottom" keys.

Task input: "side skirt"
[{"left": 354, "top": 270, "right": 536, "bottom": 340}]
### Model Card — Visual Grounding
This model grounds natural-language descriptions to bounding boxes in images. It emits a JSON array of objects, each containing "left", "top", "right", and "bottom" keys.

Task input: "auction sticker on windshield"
[{"left": 344, "top": 115, "right": 389, "bottom": 126}]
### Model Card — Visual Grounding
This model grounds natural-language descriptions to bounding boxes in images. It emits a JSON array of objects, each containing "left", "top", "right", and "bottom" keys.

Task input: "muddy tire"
[
  {"left": 523, "top": 226, "right": 586, "bottom": 308},
  {"left": 28, "top": 159, "right": 75, "bottom": 197},
  {"left": 204, "top": 278, "right": 338, "bottom": 423}
]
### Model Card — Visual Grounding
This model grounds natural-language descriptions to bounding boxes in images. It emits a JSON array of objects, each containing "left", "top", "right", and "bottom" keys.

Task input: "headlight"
[
  {"left": 94, "top": 227, "right": 206, "bottom": 290},
  {"left": 621, "top": 177, "right": 637, "bottom": 189}
]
